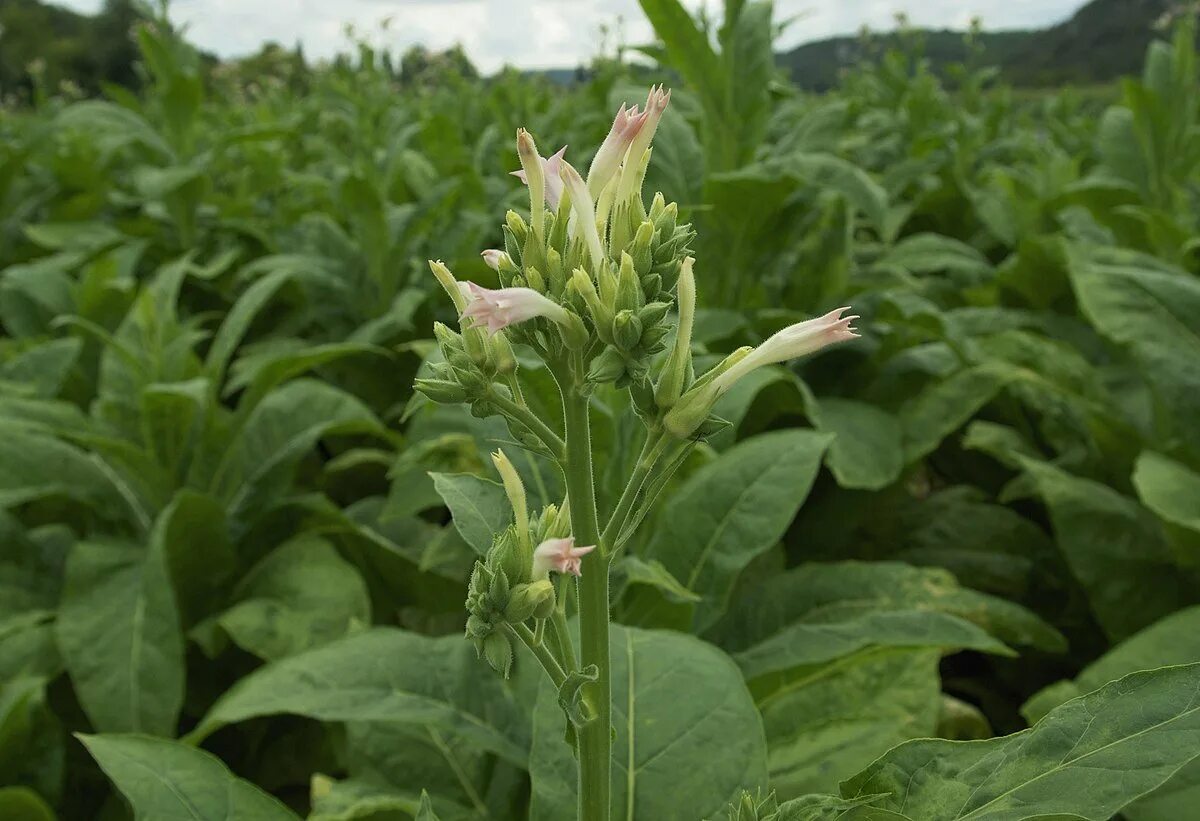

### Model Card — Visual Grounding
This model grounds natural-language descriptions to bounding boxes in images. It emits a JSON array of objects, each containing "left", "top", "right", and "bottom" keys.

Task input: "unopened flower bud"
[
  {"left": 505, "top": 210, "right": 528, "bottom": 247},
  {"left": 482, "top": 631, "right": 513, "bottom": 678},
  {"left": 612, "top": 309, "right": 643, "bottom": 352},
  {"left": 490, "top": 332, "right": 517, "bottom": 375},
  {"left": 631, "top": 220, "right": 655, "bottom": 275},
  {"left": 655, "top": 257, "right": 695, "bottom": 408},
  {"left": 504, "top": 579, "right": 555, "bottom": 623},
  {"left": 414, "top": 378, "right": 468, "bottom": 405},
  {"left": 558, "top": 309, "right": 590, "bottom": 350},
  {"left": 587, "top": 345, "right": 627, "bottom": 383},
  {"left": 492, "top": 449, "right": 530, "bottom": 549},
  {"left": 616, "top": 252, "right": 643, "bottom": 312}
]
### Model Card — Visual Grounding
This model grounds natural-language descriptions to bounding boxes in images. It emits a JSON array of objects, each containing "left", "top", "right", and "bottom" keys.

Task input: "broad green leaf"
[
  {"left": 900, "top": 365, "right": 1015, "bottom": 463},
  {"left": 841, "top": 663, "right": 1200, "bottom": 820},
  {"left": 194, "top": 628, "right": 529, "bottom": 766},
  {"left": 1019, "top": 458, "right": 1196, "bottom": 641},
  {"left": 1068, "top": 248, "right": 1200, "bottom": 458},
  {"left": 776, "top": 792, "right": 913, "bottom": 820},
  {"left": 204, "top": 264, "right": 295, "bottom": 382},
  {"left": 431, "top": 472, "right": 512, "bottom": 556},
  {"left": 209, "top": 536, "right": 370, "bottom": 661},
  {"left": 788, "top": 154, "right": 892, "bottom": 240},
  {"left": 56, "top": 536, "right": 183, "bottom": 736},
  {"left": 646, "top": 429, "right": 832, "bottom": 630},
  {"left": 0, "top": 337, "right": 81, "bottom": 398},
  {"left": 80, "top": 734, "right": 299, "bottom": 820},
  {"left": 0, "top": 426, "right": 139, "bottom": 524},
  {"left": 529, "top": 625, "right": 767, "bottom": 820},
  {"left": 759, "top": 648, "right": 942, "bottom": 799},
  {"left": 1023, "top": 604, "right": 1200, "bottom": 723},
  {"left": 1133, "top": 450, "right": 1200, "bottom": 536},
  {"left": 213, "top": 379, "right": 386, "bottom": 533},
  {"left": 711, "top": 562, "right": 1060, "bottom": 683},
  {"left": 810, "top": 398, "right": 903, "bottom": 491}
]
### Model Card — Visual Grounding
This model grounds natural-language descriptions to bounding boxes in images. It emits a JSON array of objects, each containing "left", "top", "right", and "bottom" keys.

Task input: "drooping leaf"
[
  {"left": 80, "top": 734, "right": 300, "bottom": 820},
  {"left": 194, "top": 628, "right": 530, "bottom": 766}
]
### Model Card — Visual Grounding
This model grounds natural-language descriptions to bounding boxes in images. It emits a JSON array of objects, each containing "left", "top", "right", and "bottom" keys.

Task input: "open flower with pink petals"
[
  {"left": 459, "top": 282, "right": 570, "bottom": 336},
  {"left": 511, "top": 144, "right": 568, "bottom": 210},
  {"left": 532, "top": 537, "right": 596, "bottom": 578}
]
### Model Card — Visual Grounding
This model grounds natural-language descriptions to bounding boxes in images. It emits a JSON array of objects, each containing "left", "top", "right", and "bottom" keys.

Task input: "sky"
[{"left": 58, "top": 0, "right": 1085, "bottom": 74}]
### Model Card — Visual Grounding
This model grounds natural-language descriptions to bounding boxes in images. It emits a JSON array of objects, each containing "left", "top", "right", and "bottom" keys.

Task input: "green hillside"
[{"left": 780, "top": 0, "right": 1173, "bottom": 89}]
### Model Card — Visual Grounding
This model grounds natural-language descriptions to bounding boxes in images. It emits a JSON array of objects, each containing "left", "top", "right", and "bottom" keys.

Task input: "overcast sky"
[{"left": 59, "top": 0, "right": 1084, "bottom": 73}]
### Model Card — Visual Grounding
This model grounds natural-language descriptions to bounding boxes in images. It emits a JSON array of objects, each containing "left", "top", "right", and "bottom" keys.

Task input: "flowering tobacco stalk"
[{"left": 416, "top": 87, "right": 859, "bottom": 821}]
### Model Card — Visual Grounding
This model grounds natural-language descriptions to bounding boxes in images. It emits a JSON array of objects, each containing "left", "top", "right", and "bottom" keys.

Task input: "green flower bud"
[
  {"left": 640, "top": 273, "right": 663, "bottom": 298},
  {"left": 525, "top": 265, "right": 546, "bottom": 292},
  {"left": 637, "top": 301, "right": 670, "bottom": 328},
  {"left": 506, "top": 210, "right": 529, "bottom": 247},
  {"left": 558, "top": 309, "right": 590, "bottom": 350},
  {"left": 648, "top": 192, "right": 667, "bottom": 222},
  {"left": 628, "top": 377, "right": 657, "bottom": 420},
  {"left": 587, "top": 345, "right": 627, "bottom": 383},
  {"left": 489, "top": 332, "right": 517, "bottom": 375},
  {"left": 488, "top": 528, "right": 530, "bottom": 585},
  {"left": 482, "top": 631, "right": 513, "bottom": 678},
  {"left": 616, "top": 251, "right": 643, "bottom": 312},
  {"left": 505, "top": 579, "right": 555, "bottom": 623},
  {"left": 545, "top": 248, "right": 566, "bottom": 295},
  {"left": 465, "top": 613, "right": 491, "bottom": 639},
  {"left": 570, "top": 268, "right": 613, "bottom": 343},
  {"left": 451, "top": 364, "right": 489, "bottom": 395},
  {"left": 631, "top": 220, "right": 655, "bottom": 276},
  {"left": 414, "top": 378, "right": 468, "bottom": 404},
  {"left": 502, "top": 224, "right": 523, "bottom": 268},
  {"left": 612, "top": 309, "right": 643, "bottom": 352},
  {"left": 652, "top": 200, "right": 678, "bottom": 237}
]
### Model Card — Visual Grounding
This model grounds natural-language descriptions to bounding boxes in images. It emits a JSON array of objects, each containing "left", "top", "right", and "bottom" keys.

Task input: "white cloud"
[{"left": 55, "top": 0, "right": 1084, "bottom": 73}]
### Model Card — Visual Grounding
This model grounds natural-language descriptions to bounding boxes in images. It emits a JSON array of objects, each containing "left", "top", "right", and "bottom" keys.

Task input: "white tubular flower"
[
  {"left": 459, "top": 282, "right": 570, "bottom": 336},
  {"left": 710, "top": 307, "right": 860, "bottom": 394},
  {"left": 559, "top": 160, "right": 606, "bottom": 269},
  {"left": 515, "top": 129, "right": 546, "bottom": 238}
]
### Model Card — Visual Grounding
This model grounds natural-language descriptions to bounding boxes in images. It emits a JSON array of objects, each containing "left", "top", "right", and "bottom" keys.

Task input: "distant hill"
[{"left": 779, "top": 0, "right": 1174, "bottom": 90}]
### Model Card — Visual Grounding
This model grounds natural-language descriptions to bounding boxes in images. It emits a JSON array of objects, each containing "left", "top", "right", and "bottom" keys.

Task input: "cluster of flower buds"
[
  {"left": 420, "top": 84, "right": 861, "bottom": 444},
  {"left": 724, "top": 790, "right": 781, "bottom": 821},
  {"left": 463, "top": 451, "right": 593, "bottom": 676}
]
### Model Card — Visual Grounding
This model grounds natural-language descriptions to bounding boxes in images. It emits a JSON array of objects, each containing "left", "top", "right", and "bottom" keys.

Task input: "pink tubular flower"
[
  {"left": 587, "top": 102, "right": 648, "bottom": 196},
  {"left": 533, "top": 537, "right": 596, "bottom": 577},
  {"left": 711, "top": 307, "right": 860, "bottom": 394},
  {"left": 459, "top": 282, "right": 570, "bottom": 336},
  {"left": 511, "top": 145, "right": 568, "bottom": 210}
]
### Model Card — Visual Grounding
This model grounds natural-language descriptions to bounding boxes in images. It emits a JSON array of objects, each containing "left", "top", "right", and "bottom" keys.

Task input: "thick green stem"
[{"left": 563, "top": 389, "right": 610, "bottom": 821}]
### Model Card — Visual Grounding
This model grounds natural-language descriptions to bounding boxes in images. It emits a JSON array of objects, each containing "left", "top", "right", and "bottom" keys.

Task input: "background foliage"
[{"left": 3, "top": 1, "right": 1200, "bottom": 819}]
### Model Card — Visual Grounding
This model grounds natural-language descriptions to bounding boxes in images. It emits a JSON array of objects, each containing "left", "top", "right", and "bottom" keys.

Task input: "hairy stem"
[
  {"left": 563, "top": 388, "right": 610, "bottom": 821},
  {"left": 601, "top": 427, "right": 666, "bottom": 548},
  {"left": 506, "top": 623, "right": 566, "bottom": 687},
  {"left": 489, "top": 389, "right": 565, "bottom": 458}
]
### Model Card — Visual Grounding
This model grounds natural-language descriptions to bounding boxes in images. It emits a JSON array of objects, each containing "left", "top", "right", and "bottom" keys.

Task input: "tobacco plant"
[{"left": 414, "top": 89, "right": 858, "bottom": 819}]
